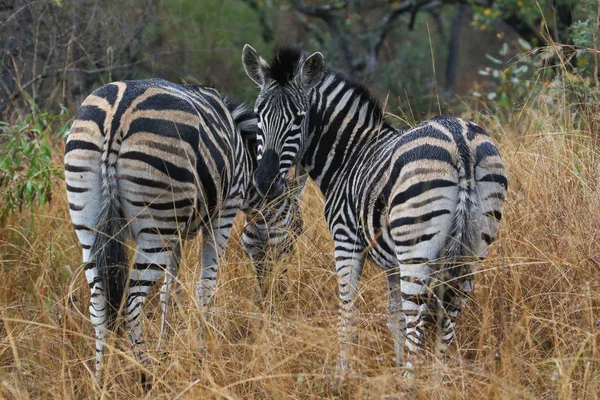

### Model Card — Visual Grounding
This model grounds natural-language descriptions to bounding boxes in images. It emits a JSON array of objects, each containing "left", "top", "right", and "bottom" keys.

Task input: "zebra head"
[{"left": 242, "top": 44, "right": 325, "bottom": 198}]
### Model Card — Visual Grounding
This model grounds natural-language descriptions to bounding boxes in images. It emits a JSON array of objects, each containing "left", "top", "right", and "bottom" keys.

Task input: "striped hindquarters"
[
  {"left": 65, "top": 78, "right": 255, "bottom": 374},
  {"left": 387, "top": 116, "right": 507, "bottom": 264},
  {"left": 65, "top": 78, "right": 251, "bottom": 319}
]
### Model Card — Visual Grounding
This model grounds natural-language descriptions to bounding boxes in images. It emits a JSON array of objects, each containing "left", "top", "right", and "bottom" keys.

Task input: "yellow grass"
[{"left": 1, "top": 107, "right": 600, "bottom": 399}]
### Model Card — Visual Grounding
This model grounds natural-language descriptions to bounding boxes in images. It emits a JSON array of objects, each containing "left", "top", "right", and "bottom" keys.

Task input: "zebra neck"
[{"left": 302, "top": 72, "right": 394, "bottom": 196}]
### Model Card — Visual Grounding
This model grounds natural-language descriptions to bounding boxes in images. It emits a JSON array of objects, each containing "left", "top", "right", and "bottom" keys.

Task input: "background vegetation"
[{"left": 1, "top": 0, "right": 600, "bottom": 398}]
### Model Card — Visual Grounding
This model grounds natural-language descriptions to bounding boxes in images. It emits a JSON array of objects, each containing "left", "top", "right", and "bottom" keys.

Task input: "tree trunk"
[{"left": 445, "top": 4, "right": 465, "bottom": 91}]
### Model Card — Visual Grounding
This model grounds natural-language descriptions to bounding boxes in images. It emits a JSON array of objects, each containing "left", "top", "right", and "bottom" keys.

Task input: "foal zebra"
[
  {"left": 65, "top": 78, "right": 303, "bottom": 375},
  {"left": 240, "top": 121, "right": 307, "bottom": 288},
  {"left": 242, "top": 169, "right": 307, "bottom": 294},
  {"left": 242, "top": 46, "right": 507, "bottom": 376}
]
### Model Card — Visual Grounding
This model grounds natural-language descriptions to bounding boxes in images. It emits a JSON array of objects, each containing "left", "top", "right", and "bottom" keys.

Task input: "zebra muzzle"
[{"left": 253, "top": 149, "right": 284, "bottom": 199}]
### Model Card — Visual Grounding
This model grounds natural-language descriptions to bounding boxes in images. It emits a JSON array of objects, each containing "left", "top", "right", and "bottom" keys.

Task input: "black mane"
[{"left": 267, "top": 46, "right": 304, "bottom": 85}]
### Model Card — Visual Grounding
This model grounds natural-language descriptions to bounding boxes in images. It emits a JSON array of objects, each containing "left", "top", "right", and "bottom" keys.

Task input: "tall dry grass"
[{"left": 1, "top": 101, "right": 600, "bottom": 399}]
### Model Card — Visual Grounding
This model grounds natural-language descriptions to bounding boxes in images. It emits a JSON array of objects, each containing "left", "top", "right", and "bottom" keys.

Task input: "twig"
[
  {"left": 11, "top": 50, "right": 179, "bottom": 100},
  {"left": 367, "top": 0, "right": 444, "bottom": 76},
  {"left": 289, "top": 0, "right": 355, "bottom": 72},
  {"left": 595, "top": 0, "right": 600, "bottom": 90}
]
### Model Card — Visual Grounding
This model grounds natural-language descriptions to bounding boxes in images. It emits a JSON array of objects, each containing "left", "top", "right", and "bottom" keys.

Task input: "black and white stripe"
[
  {"left": 65, "top": 78, "right": 303, "bottom": 376},
  {"left": 242, "top": 167, "right": 307, "bottom": 297},
  {"left": 242, "top": 46, "right": 507, "bottom": 376}
]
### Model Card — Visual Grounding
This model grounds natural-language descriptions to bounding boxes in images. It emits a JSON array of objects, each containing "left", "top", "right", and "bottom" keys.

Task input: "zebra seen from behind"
[
  {"left": 242, "top": 46, "right": 507, "bottom": 377},
  {"left": 64, "top": 78, "right": 304, "bottom": 377}
]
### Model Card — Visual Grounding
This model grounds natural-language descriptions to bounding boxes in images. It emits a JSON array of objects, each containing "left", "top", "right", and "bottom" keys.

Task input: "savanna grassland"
[{"left": 1, "top": 104, "right": 600, "bottom": 399}]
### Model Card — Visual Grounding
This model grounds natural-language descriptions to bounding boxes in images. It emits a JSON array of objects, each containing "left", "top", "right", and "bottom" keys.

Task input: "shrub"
[{"left": 0, "top": 102, "right": 69, "bottom": 222}]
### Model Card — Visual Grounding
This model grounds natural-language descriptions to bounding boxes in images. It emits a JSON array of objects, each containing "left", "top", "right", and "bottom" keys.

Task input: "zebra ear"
[
  {"left": 242, "top": 44, "right": 269, "bottom": 87},
  {"left": 300, "top": 52, "right": 325, "bottom": 91}
]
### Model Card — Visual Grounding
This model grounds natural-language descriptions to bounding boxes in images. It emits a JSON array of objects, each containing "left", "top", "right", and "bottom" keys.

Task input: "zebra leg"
[
  {"left": 85, "top": 256, "right": 109, "bottom": 377},
  {"left": 254, "top": 260, "right": 270, "bottom": 304},
  {"left": 434, "top": 267, "right": 474, "bottom": 359},
  {"left": 196, "top": 205, "right": 238, "bottom": 311},
  {"left": 157, "top": 241, "right": 182, "bottom": 351},
  {"left": 66, "top": 164, "right": 108, "bottom": 376},
  {"left": 386, "top": 268, "right": 406, "bottom": 368},
  {"left": 333, "top": 238, "right": 366, "bottom": 380},
  {"left": 69, "top": 205, "right": 109, "bottom": 377},
  {"left": 241, "top": 220, "right": 267, "bottom": 305},
  {"left": 399, "top": 259, "right": 433, "bottom": 374},
  {"left": 126, "top": 239, "right": 178, "bottom": 373},
  {"left": 195, "top": 229, "right": 230, "bottom": 311}
]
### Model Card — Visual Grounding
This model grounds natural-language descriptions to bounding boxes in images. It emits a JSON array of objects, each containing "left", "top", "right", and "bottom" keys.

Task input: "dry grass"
[{"left": 1, "top": 106, "right": 600, "bottom": 399}]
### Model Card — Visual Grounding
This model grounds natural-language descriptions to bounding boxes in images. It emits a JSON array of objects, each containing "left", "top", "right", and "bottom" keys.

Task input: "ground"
[{"left": 1, "top": 111, "right": 599, "bottom": 399}]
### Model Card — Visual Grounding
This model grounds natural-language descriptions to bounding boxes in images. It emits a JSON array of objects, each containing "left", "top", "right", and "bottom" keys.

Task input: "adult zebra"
[
  {"left": 65, "top": 78, "right": 303, "bottom": 377},
  {"left": 242, "top": 46, "right": 507, "bottom": 376}
]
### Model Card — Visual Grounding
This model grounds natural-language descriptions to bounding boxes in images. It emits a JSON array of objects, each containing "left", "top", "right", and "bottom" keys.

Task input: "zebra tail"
[
  {"left": 90, "top": 154, "right": 127, "bottom": 332},
  {"left": 444, "top": 161, "right": 477, "bottom": 272}
]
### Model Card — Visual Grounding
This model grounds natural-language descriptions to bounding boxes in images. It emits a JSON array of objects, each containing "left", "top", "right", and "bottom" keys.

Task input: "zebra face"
[
  {"left": 252, "top": 92, "right": 307, "bottom": 198},
  {"left": 242, "top": 44, "right": 325, "bottom": 199}
]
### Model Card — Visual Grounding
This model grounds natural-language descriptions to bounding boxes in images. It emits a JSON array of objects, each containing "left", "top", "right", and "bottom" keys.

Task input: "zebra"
[
  {"left": 241, "top": 45, "right": 507, "bottom": 377},
  {"left": 240, "top": 119, "right": 307, "bottom": 287},
  {"left": 242, "top": 168, "right": 307, "bottom": 299},
  {"left": 64, "top": 78, "right": 303, "bottom": 377}
]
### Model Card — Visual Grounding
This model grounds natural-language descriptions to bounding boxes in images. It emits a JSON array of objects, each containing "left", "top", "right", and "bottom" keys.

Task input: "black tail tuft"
[{"left": 90, "top": 197, "right": 127, "bottom": 331}]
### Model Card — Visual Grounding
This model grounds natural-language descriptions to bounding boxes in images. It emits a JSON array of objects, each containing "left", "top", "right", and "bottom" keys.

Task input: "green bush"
[
  {"left": 473, "top": 0, "right": 600, "bottom": 131},
  {"left": 473, "top": 39, "right": 550, "bottom": 116},
  {"left": 0, "top": 103, "right": 69, "bottom": 222}
]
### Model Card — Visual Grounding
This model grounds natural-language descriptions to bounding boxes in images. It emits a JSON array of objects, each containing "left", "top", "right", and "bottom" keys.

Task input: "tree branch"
[
  {"left": 367, "top": 0, "right": 444, "bottom": 76},
  {"left": 12, "top": 50, "right": 179, "bottom": 98},
  {"left": 293, "top": 11, "right": 326, "bottom": 47},
  {"left": 289, "top": 0, "right": 346, "bottom": 20},
  {"left": 445, "top": 3, "right": 466, "bottom": 90},
  {"left": 289, "top": 0, "right": 356, "bottom": 72}
]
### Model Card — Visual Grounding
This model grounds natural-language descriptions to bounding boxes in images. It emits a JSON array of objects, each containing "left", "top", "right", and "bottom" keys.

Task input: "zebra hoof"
[
  {"left": 331, "top": 377, "right": 343, "bottom": 397},
  {"left": 196, "top": 342, "right": 208, "bottom": 366},
  {"left": 330, "top": 372, "right": 354, "bottom": 397},
  {"left": 141, "top": 372, "right": 153, "bottom": 394}
]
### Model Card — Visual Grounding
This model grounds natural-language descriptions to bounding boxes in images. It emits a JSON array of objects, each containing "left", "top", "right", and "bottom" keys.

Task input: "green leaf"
[{"left": 517, "top": 38, "right": 532, "bottom": 51}]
